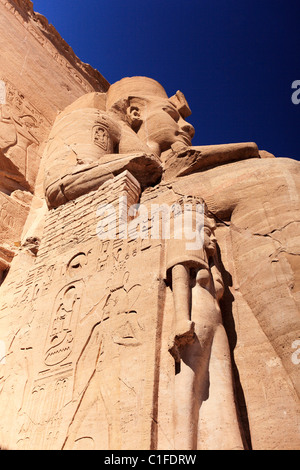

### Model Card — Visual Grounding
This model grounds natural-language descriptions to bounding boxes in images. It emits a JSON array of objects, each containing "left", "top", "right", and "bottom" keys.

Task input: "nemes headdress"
[{"left": 106, "top": 76, "right": 191, "bottom": 118}]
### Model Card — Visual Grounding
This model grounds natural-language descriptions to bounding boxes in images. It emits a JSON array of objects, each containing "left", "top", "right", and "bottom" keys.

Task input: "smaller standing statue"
[{"left": 166, "top": 201, "right": 244, "bottom": 449}]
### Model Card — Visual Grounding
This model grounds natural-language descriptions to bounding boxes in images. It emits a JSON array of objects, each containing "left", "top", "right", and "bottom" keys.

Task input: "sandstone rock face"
[
  {"left": 0, "top": 1, "right": 299, "bottom": 451},
  {"left": 143, "top": 156, "right": 300, "bottom": 450},
  {"left": 0, "top": 0, "right": 109, "bottom": 277}
]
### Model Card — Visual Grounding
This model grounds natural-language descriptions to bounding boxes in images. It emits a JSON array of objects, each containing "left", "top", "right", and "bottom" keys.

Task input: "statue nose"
[{"left": 181, "top": 121, "right": 195, "bottom": 138}]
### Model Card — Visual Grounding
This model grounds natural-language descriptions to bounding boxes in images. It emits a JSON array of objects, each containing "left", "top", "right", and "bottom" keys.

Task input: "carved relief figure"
[
  {"left": 0, "top": 79, "right": 50, "bottom": 282},
  {"left": 3, "top": 113, "right": 39, "bottom": 179},
  {"left": 0, "top": 105, "right": 39, "bottom": 190},
  {"left": 62, "top": 272, "right": 142, "bottom": 449},
  {"left": 0, "top": 80, "right": 47, "bottom": 191}
]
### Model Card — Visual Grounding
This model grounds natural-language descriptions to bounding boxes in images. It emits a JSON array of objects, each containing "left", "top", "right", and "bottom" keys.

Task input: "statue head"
[
  {"left": 106, "top": 76, "right": 195, "bottom": 157},
  {"left": 203, "top": 216, "right": 217, "bottom": 257},
  {"left": 43, "top": 77, "right": 194, "bottom": 209}
]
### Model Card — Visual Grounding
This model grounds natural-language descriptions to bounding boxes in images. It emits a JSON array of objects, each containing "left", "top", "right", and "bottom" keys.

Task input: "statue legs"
[
  {"left": 172, "top": 270, "right": 244, "bottom": 450},
  {"left": 171, "top": 264, "right": 195, "bottom": 348}
]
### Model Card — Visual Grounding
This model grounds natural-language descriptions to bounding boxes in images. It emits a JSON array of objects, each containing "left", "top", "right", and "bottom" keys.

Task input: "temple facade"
[{"left": 0, "top": 0, "right": 299, "bottom": 450}]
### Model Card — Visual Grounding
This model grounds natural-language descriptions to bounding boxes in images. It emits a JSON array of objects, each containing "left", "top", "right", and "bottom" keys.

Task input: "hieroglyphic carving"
[
  {"left": 93, "top": 124, "right": 109, "bottom": 151},
  {"left": 24, "top": 24, "right": 97, "bottom": 93},
  {"left": 66, "top": 252, "right": 88, "bottom": 276},
  {"left": 0, "top": 0, "right": 29, "bottom": 24},
  {"left": 0, "top": 204, "right": 14, "bottom": 231},
  {"left": 17, "top": 371, "right": 72, "bottom": 450},
  {"left": 62, "top": 267, "right": 145, "bottom": 450},
  {"left": 0, "top": 78, "right": 50, "bottom": 189},
  {"left": 44, "top": 281, "right": 84, "bottom": 367}
]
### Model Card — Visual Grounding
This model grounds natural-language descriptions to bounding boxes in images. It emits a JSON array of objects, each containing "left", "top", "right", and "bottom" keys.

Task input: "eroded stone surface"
[{"left": 0, "top": 1, "right": 299, "bottom": 451}]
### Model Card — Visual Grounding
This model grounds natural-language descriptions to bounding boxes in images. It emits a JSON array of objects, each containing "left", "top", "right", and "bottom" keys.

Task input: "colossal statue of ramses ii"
[
  {"left": 0, "top": 75, "right": 299, "bottom": 450},
  {"left": 42, "top": 76, "right": 300, "bottom": 449}
]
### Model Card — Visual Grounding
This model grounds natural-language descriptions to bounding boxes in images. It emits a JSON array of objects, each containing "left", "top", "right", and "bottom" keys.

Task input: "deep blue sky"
[{"left": 32, "top": 0, "right": 300, "bottom": 160}]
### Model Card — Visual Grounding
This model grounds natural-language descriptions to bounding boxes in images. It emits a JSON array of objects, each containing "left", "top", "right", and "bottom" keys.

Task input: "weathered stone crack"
[{"left": 253, "top": 220, "right": 300, "bottom": 238}]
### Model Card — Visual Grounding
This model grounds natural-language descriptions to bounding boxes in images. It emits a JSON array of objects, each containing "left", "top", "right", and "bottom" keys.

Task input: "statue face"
[
  {"left": 135, "top": 98, "right": 195, "bottom": 155},
  {"left": 204, "top": 226, "right": 217, "bottom": 256}
]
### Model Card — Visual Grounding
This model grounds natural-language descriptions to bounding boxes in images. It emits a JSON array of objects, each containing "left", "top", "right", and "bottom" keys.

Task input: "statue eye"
[{"left": 163, "top": 106, "right": 179, "bottom": 122}]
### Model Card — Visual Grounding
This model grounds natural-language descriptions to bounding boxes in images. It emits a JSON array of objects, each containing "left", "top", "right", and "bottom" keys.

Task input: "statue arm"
[
  {"left": 163, "top": 142, "right": 260, "bottom": 180},
  {"left": 45, "top": 161, "right": 114, "bottom": 209},
  {"left": 44, "top": 152, "right": 163, "bottom": 209}
]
